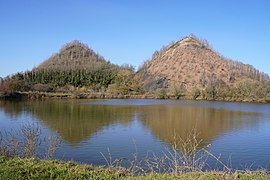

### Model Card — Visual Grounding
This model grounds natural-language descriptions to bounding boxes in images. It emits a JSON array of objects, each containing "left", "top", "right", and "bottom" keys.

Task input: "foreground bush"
[{"left": 0, "top": 124, "right": 61, "bottom": 159}]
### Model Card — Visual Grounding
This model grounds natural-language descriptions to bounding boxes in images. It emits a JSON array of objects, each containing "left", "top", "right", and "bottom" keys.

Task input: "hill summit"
[
  {"left": 37, "top": 40, "right": 106, "bottom": 70},
  {"left": 139, "top": 35, "right": 269, "bottom": 100}
]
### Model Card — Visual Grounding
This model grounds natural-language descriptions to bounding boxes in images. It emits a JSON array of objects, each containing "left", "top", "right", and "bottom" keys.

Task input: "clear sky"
[{"left": 0, "top": 0, "right": 269, "bottom": 78}]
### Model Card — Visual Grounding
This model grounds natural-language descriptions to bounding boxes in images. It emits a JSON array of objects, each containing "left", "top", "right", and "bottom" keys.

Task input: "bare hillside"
[
  {"left": 37, "top": 40, "right": 107, "bottom": 70},
  {"left": 139, "top": 35, "right": 269, "bottom": 96}
]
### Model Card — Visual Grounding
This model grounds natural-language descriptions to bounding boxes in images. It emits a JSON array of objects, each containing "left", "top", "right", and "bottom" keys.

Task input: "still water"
[{"left": 0, "top": 99, "right": 270, "bottom": 170}]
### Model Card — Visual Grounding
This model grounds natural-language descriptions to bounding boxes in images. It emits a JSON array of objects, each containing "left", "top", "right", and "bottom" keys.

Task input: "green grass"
[
  {"left": 0, "top": 156, "right": 122, "bottom": 179},
  {"left": 0, "top": 156, "right": 269, "bottom": 180}
]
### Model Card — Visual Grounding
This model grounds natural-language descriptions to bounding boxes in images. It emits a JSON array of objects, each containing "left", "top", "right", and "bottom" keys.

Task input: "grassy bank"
[
  {"left": 1, "top": 91, "right": 269, "bottom": 104},
  {"left": 0, "top": 91, "right": 150, "bottom": 100},
  {"left": 1, "top": 124, "right": 269, "bottom": 179},
  {"left": 0, "top": 156, "right": 269, "bottom": 180}
]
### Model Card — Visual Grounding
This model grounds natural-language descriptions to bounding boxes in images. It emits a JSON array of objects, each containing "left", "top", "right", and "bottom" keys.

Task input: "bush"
[
  {"left": 32, "top": 83, "right": 55, "bottom": 92},
  {"left": 0, "top": 124, "right": 61, "bottom": 159},
  {"left": 192, "top": 89, "right": 201, "bottom": 100}
]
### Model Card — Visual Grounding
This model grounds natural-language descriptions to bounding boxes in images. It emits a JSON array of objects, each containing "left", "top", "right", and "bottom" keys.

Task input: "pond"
[{"left": 0, "top": 99, "right": 270, "bottom": 170}]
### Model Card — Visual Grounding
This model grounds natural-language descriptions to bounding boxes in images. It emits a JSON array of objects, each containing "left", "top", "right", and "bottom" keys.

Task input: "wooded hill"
[
  {"left": 138, "top": 35, "right": 270, "bottom": 101},
  {"left": 0, "top": 41, "right": 143, "bottom": 97},
  {"left": 1, "top": 36, "right": 270, "bottom": 102}
]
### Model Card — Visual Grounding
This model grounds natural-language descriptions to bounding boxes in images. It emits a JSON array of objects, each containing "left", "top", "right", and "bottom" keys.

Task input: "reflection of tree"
[
  {"left": 0, "top": 101, "right": 27, "bottom": 118},
  {"left": 0, "top": 100, "right": 135, "bottom": 144},
  {"left": 0, "top": 100, "right": 261, "bottom": 148},
  {"left": 139, "top": 105, "right": 259, "bottom": 148},
  {"left": 30, "top": 100, "right": 135, "bottom": 144}
]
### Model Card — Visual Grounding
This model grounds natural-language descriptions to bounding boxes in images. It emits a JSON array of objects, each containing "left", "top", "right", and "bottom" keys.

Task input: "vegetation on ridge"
[
  {"left": 138, "top": 35, "right": 270, "bottom": 102},
  {"left": 0, "top": 41, "right": 143, "bottom": 98},
  {"left": 37, "top": 40, "right": 107, "bottom": 70},
  {"left": 1, "top": 35, "right": 270, "bottom": 102}
]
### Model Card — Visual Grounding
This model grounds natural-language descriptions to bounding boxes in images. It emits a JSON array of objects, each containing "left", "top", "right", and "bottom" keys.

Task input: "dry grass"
[
  {"left": 0, "top": 123, "right": 62, "bottom": 159},
  {"left": 140, "top": 35, "right": 270, "bottom": 101},
  {"left": 99, "top": 128, "right": 269, "bottom": 179},
  {"left": 99, "top": 128, "right": 215, "bottom": 176}
]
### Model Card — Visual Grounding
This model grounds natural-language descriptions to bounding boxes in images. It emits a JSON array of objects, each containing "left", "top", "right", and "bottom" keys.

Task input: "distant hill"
[
  {"left": 37, "top": 40, "right": 107, "bottom": 70},
  {"left": 138, "top": 35, "right": 270, "bottom": 101},
  {"left": 1, "top": 36, "right": 269, "bottom": 102},
  {"left": 0, "top": 40, "right": 143, "bottom": 97}
]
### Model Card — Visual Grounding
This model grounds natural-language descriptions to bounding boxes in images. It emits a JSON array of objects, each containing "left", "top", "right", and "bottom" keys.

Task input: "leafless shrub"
[
  {"left": 0, "top": 130, "right": 21, "bottom": 157},
  {"left": 171, "top": 129, "right": 207, "bottom": 173},
  {"left": 20, "top": 124, "right": 41, "bottom": 158},
  {"left": 47, "top": 135, "right": 62, "bottom": 159},
  {"left": 100, "top": 149, "right": 131, "bottom": 176},
  {"left": 100, "top": 128, "right": 232, "bottom": 176},
  {"left": 143, "top": 128, "right": 210, "bottom": 175},
  {"left": 0, "top": 123, "right": 62, "bottom": 159},
  {"left": 101, "top": 128, "right": 232, "bottom": 175}
]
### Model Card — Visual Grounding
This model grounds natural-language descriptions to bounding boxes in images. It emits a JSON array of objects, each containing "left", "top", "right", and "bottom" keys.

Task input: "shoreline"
[{"left": 0, "top": 91, "right": 269, "bottom": 104}]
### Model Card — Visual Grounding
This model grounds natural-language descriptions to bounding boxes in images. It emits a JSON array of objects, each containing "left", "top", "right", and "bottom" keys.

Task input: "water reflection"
[
  {"left": 1, "top": 99, "right": 270, "bottom": 170},
  {"left": 0, "top": 100, "right": 28, "bottom": 118},
  {"left": 32, "top": 100, "right": 135, "bottom": 144},
  {"left": 0, "top": 100, "right": 260, "bottom": 148},
  {"left": 138, "top": 105, "right": 259, "bottom": 147}
]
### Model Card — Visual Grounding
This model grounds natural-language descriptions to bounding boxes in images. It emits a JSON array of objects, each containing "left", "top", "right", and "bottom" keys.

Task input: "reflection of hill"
[
  {"left": 0, "top": 100, "right": 261, "bottom": 148},
  {"left": 0, "top": 100, "right": 135, "bottom": 144},
  {"left": 0, "top": 101, "right": 27, "bottom": 118},
  {"left": 139, "top": 105, "right": 259, "bottom": 147},
  {"left": 28, "top": 100, "right": 135, "bottom": 144}
]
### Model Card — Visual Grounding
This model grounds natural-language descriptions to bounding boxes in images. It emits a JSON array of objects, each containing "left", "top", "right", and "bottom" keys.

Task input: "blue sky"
[{"left": 0, "top": 0, "right": 269, "bottom": 77}]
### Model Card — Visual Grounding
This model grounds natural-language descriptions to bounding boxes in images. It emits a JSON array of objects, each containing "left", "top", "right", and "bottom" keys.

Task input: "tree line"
[{"left": 0, "top": 63, "right": 143, "bottom": 96}]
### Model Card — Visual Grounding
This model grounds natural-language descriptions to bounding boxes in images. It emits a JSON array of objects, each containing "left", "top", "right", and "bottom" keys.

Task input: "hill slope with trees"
[
  {"left": 0, "top": 36, "right": 269, "bottom": 102},
  {"left": 0, "top": 41, "right": 143, "bottom": 98},
  {"left": 138, "top": 35, "right": 270, "bottom": 102}
]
